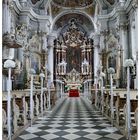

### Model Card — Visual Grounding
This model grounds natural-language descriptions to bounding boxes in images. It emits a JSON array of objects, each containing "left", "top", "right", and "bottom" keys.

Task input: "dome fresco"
[
  {"left": 53, "top": 13, "right": 94, "bottom": 32},
  {"left": 52, "top": 0, "right": 93, "bottom": 7},
  {"left": 105, "top": 0, "right": 116, "bottom": 5},
  {"left": 31, "top": 0, "right": 41, "bottom": 5}
]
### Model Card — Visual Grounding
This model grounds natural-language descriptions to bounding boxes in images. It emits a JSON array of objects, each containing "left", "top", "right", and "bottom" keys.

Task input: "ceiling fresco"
[
  {"left": 53, "top": 13, "right": 94, "bottom": 32},
  {"left": 52, "top": 0, "right": 93, "bottom": 8},
  {"left": 106, "top": 0, "right": 115, "bottom": 5},
  {"left": 31, "top": 0, "right": 42, "bottom": 5},
  {"left": 51, "top": 1, "right": 96, "bottom": 18}
]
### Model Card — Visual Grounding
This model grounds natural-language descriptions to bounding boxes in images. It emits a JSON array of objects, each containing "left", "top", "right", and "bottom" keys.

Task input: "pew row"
[
  {"left": 91, "top": 89, "right": 138, "bottom": 139},
  {"left": 2, "top": 88, "right": 57, "bottom": 140}
]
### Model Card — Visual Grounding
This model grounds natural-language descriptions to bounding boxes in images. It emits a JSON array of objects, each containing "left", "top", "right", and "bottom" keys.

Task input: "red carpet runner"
[{"left": 69, "top": 89, "right": 79, "bottom": 97}]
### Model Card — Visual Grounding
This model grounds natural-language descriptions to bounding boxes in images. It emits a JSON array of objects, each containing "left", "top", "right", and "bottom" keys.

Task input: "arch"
[
  {"left": 3, "top": 0, "right": 9, "bottom": 5},
  {"left": 51, "top": 10, "right": 97, "bottom": 32}
]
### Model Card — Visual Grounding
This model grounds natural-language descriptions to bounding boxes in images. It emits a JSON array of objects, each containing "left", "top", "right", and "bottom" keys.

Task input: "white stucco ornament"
[
  {"left": 39, "top": 73, "right": 45, "bottom": 78},
  {"left": 124, "top": 59, "right": 134, "bottom": 67},
  {"left": 29, "top": 69, "right": 36, "bottom": 74},
  {"left": 100, "top": 72, "right": 105, "bottom": 77},
  {"left": 4, "top": 59, "right": 16, "bottom": 68},
  {"left": 108, "top": 67, "right": 115, "bottom": 74}
]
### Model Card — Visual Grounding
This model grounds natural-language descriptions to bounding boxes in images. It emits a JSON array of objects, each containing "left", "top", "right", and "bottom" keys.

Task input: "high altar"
[{"left": 65, "top": 69, "right": 82, "bottom": 97}]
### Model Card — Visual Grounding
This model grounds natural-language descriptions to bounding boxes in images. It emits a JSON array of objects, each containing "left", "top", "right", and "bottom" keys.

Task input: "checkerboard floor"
[{"left": 16, "top": 97, "right": 126, "bottom": 140}]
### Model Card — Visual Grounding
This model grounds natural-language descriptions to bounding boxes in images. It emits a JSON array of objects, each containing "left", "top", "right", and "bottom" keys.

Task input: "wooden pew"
[
  {"left": 2, "top": 93, "right": 14, "bottom": 138},
  {"left": 34, "top": 93, "right": 40, "bottom": 116},
  {"left": 2, "top": 106, "right": 7, "bottom": 138},
  {"left": 50, "top": 89, "right": 57, "bottom": 107},
  {"left": 115, "top": 95, "right": 126, "bottom": 126},
  {"left": 96, "top": 90, "right": 101, "bottom": 110},
  {"left": 104, "top": 92, "right": 110, "bottom": 115},
  {"left": 112, "top": 90, "right": 138, "bottom": 139},
  {"left": 43, "top": 91, "right": 47, "bottom": 111},
  {"left": 2, "top": 88, "right": 58, "bottom": 139}
]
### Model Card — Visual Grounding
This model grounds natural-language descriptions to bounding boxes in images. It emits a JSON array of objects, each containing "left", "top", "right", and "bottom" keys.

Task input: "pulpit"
[{"left": 69, "top": 89, "right": 79, "bottom": 97}]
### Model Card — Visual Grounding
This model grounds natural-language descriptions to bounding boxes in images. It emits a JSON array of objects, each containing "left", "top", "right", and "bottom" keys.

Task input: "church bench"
[
  {"left": 50, "top": 89, "right": 57, "bottom": 107},
  {"left": 2, "top": 89, "right": 54, "bottom": 139},
  {"left": 106, "top": 93, "right": 117, "bottom": 120},
  {"left": 122, "top": 101, "right": 138, "bottom": 138},
  {"left": 34, "top": 93, "right": 39, "bottom": 116},
  {"left": 96, "top": 90, "right": 101, "bottom": 109},
  {"left": 2, "top": 101, "right": 8, "bottom": 138},
  {"left": 114, "top": 90, "right": 137, "bottom": 126},
  {"left": 13, "top": 94, "right": 28, "bottom": 125},
  {"left": 103, "top": 92, "right": 109, "bottom": 115},
  {"left": 43, "top": 91, "right": 47, "bottom": 110},
  {"left": 113, "top": 91, "right": 138, "bottom": 138},
  {"left": 2, "top": 93, "right": 14, "bottom": 137}
]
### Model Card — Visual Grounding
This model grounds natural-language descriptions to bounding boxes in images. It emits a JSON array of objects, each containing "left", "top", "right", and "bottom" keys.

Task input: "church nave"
[
  {"left": 2, "top": 0, "right": 138, "bottom": 140},
  {"left": 16, "top": 97, "right": 126, "bottom": 140}
]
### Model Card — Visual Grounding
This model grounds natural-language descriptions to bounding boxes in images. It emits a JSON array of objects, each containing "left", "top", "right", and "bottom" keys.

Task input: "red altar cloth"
[{"left": 69, "top": 89, "right": 79, "bottom": 97}]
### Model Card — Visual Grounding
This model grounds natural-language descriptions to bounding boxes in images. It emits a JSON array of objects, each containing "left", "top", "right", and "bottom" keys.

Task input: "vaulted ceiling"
[
  {"left": 52, "top": 0, "right": 93, "bottom": 8},
  {"left": 28, "top": 0, "right": 117, "bottom": 33},
  {"left": 53, "top": 13, "right": 94, "bottom": 33}
]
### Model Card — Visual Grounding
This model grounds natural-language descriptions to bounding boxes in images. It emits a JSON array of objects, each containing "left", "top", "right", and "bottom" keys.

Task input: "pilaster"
[
  {"left": 47, "top": 33, "right": 57, "bottom": 83},
  {"left": 92, "top": 33, "right": 100, "bottom": 84},
  {"left": 117, "top": 22, "right": 129, "bottom": 87}
]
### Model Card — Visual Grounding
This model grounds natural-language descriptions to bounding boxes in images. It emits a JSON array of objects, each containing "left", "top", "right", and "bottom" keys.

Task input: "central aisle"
[{"left": 17, "top": 97, "right": 126, "bottom": 140}]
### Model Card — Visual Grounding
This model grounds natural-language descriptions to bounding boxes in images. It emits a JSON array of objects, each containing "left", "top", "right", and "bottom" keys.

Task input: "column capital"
[
  {"left": 48, "top": 33, "right": 57, "bottom": 47},
  {"left": 100, "top": 29, "right": 109, "bottom": 36},
  {"left": 93, "top": 34, "right": 100, "bottom": 46},
  {"left": 116, "top": 22, "right": 128, "bottom": 31}
]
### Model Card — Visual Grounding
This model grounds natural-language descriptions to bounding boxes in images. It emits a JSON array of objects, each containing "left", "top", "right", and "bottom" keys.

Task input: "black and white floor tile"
[{"left": 16, "top": 97, "right": 126, "bottom": 140}]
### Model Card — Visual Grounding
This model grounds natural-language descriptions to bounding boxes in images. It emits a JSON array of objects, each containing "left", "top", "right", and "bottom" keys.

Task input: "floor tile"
[
  {"left": 83, "top": 133, "right": 102, "bottom": 140},
  {"left": 62, "top": 133, "right": 81, "bottom": 140},
  {"left": 41, "top": 134, "right": 59, "bottom": 140},
  {"left": 19, "top": 134, "right": 38, "bottom": 140},
  {"left": 16, "top": 97, "right": 126, "bottom": 140},
  {"left": 105, "top": 133, "right": 124, "bottom": 140}
]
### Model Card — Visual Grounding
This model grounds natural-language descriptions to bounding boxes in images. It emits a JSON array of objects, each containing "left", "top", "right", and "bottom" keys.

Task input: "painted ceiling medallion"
[
  {"left": 31, "top": 0, "right": 41, "bottom": 5},
  {"left": 52, "top": 0, "right": 93, "bottom": 7},
  {"left": 106, "top": 0, "right": 115, "bottom": 5}
]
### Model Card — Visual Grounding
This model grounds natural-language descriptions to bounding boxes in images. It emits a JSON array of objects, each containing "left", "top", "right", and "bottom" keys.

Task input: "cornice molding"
[
  {"left": 97, "top": 6, "right": 125, "bottom": 21},
  {"left": 12, "top": 0, "right": 51, "bottom": 23},
  {"left": 97, "top": 0, "right": 137, "bottom": 21}
]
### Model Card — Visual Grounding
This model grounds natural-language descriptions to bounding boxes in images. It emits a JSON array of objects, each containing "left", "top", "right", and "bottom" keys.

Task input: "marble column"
[
  {"left": 119, "top": 23, "right": 129, "bottom": 86},
  {"left": 93, "top": 34, "right": 100, "bottom": 83},
  {"left": 58, "top": 50, "right": 60, "bottom": 64},
  {"left": 131, "top": 20, "right": 136, "bottom": 61},
  {"left": 56, "top": 82, "right": 59, "bottom": 98},
  {"left": 135, "top": 9, "right": 138, "bottom": 89},
  {"left": 119, "top": 24, "right": 129, "bottom": 65},
  {"left": 48, "top": 34, "right": 57, "bottom": 83},
  {"left": 2, "top": 1, "right": 9, "bottom": 34},
  {"left": 48, "top": 46, "right": 54, "bottom": 83},
  {"left": 3, "top": 0, "right": 14, "bottom": 59},
  {"left": 135, "top": 9, "right": 138, "bottom": 53}
]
